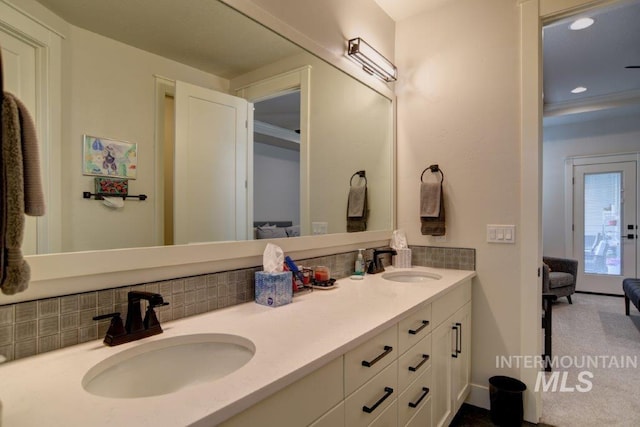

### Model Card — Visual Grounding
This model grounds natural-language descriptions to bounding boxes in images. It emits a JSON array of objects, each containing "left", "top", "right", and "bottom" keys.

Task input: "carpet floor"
[{"left": 540, "top": 293, "right": 640, "bottom": 426}]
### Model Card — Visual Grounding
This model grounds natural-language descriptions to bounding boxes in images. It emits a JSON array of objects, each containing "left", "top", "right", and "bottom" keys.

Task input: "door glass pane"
[{"left": 583, "top": 172, "right": 621, "bottom": 275}]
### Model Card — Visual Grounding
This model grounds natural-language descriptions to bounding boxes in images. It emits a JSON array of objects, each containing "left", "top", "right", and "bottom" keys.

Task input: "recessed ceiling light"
[
  {"left": 571, "top": 86, "right": 587, "bottom": 94},
  {"left": 569, "top": 17, "right": 594, "bottom": 30}
]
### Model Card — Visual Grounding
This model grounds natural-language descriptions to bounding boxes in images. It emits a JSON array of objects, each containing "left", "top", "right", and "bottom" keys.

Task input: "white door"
[
  {"left": 173, "top": 81, "right": 252, "bottom": 244},
  {"left": 573, "top": 161, "right": 637, "bottom": 294},
  {"left": 1, "top": 29, "right": 39, "bottom": 255}
]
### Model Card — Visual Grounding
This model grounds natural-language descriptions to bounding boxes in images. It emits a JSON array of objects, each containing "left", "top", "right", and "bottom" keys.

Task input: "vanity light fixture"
[
  {"left": 569, "top": 17, "right": 594, "bottom": 30},
  {"left": 571, "top": 86, "right": 588, "bottom": 94},
  {"left": 347, "top": 37, "right": 397, "bottom": 82}
]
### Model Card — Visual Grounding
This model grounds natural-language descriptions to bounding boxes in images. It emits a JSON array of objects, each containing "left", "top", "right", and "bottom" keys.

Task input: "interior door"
[
  {"left": 0, "top": 28, "right": 38, "bottom": 255},
  {"left": 573, "top": 161, "right": 637, "bottom": 294},
  {"left": 173, "top": 81, "right": 252, "bottom": 244}
]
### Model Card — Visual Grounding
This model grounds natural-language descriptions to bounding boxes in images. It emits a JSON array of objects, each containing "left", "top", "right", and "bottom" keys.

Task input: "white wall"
[
  {"left": 543, "top": 114, "right": 640, "bottom": 256},
  {"left": 395, "top": 0, "right": 523, "bottom": 410},
  {"left": 254, "top": 142, "right": 300, "bottom": 225},
  {"left": 231, "top": 52, "right": 393, "bottom": 234},
  {"left": 60, "top": 26, "right": 228, "bottom": 252}
]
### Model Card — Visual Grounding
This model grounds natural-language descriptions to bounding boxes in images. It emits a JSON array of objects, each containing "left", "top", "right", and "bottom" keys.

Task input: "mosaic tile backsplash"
[{"left": 0, "top": 246, "right": 474, "bottom": 362}]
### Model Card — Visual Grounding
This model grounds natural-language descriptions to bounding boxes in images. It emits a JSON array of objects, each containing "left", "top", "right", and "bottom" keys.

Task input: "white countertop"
[{"left": 0, "top": 266, "right": 475, "bottom": 426}]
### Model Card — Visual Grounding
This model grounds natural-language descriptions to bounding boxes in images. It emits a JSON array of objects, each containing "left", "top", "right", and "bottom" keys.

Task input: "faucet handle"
[
  {"left": 143, "top": 302, "right": 168, "bottom": 331},
  {"left": 93, "top": 312, "right": 127, "bottom": 345}
]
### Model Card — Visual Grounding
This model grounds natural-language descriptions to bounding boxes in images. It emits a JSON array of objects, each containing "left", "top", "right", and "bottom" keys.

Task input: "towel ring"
[
  {"left": 421, "top": 164, "right": 444, "bottom": 184},
  {"left": 350, "top": 170, "right": 367, "bottom": 187}
]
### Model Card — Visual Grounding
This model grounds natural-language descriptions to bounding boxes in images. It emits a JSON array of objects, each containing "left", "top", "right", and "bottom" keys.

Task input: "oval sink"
[
  {"left": 82, "top": 333, "right": 255, "bottom": 398},
  {"left": 382, "top": 271, "right": 442, "bottom": 283}
]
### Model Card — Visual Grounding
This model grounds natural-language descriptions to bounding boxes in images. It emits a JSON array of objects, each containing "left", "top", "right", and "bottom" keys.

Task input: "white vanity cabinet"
[
  {"left": 431, "top": 280, "right": 472, "bottom": 427},
  {"left": 219, "top": 356, "right": 344, "bottom": 427},
  {"left": 396, "top": 302, "right": 433, "bottom": 427},
  {"left": 220, "top": 278, "right": 471, "bottom": 427}
]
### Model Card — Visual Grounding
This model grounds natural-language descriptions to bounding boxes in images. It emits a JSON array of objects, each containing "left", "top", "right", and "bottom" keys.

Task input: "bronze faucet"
[
  {"left": 367, "top": 249, "right": 398, "bottom": 274},
  {"left": 94, "top": 291, "right": 169, "bottom": 346}
]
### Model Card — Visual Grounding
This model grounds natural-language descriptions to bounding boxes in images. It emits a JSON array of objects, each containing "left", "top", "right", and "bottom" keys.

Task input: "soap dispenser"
[{"left": 355, "top": 249, "right": 365, "bottom": 275}]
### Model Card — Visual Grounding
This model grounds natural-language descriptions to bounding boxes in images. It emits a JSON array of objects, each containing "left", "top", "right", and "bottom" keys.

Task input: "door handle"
[
  {"left": 621, "top": 234, "right": 636, "bottom": 240},
  {"left": 452, "top": 325, "right": 459, "bottom": 358}
]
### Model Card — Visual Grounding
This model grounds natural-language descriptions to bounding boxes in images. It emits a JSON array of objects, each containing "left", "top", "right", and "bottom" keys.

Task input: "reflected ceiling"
[{"left": 36, "top": 0, "right": 301, "bottom": 78}]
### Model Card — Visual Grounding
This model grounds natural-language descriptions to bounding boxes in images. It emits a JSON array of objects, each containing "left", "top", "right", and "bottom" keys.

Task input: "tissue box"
[
  {"left": 255, "top": 271, "right": 293, "bottom": 307},
  {"left": 393, "top": 248, "right": 412, "bottom": 268}
]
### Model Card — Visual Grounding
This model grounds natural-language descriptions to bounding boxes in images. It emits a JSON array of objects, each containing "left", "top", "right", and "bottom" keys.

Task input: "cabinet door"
[
  {"left": 431, "top": 321, "right": 453, "bottom": 427},
  {"left": 451, "top": 302, "right": 471, "bottom": 413}
]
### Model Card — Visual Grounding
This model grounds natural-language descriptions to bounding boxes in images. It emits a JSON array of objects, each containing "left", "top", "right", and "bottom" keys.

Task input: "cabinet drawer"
[
  {"left": 432, "top": 279, "right": 471, "bottom": 327},
  {"left": 404, "top": 395, "right": 431, "bottom": 427},
  {"left": 369, "top": 399, "right": 398, "bottom": 427},
  {"left": 398, "top": 333, "right": 431, "bottom": 392},
  {"left": 398, "top": 366, "right": 432, "bottom": 427},
  {"left": 310, "top": 402, "right": 345, "bottom": 427},
  {"left": 345, "top": 360, "right": 398, "bottom": 427},
  {"left": 220, "top": 357, "right": 343, "bottom": 427},
  {"left": 345, "top": 325, "right": 398, "bottom": 395},
  {"left": 398, "top": 303, "right": 431, "bottom": 354}
]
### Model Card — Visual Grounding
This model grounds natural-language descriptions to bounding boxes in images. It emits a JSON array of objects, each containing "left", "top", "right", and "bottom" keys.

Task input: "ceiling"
[
  {"left": 34, "top": 0, "right": 302, "bottom": 79},
  {"left": 374, "top": 0, "right": 640, "bottom": 127},
  {"left": 39, "top": 0, "right": 640, "bottom": 129},
  {"left": 543, "top": 0, "right": 640, "bottom": 126},
  {"left": 372, "top": 0, "right": 447, "bottom": 21},
  {"left": 34, "top": 0, "right": 304, "bottom": 146}
]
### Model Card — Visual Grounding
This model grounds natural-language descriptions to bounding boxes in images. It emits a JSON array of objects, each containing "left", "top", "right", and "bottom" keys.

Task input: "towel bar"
[
  {"left": 350, "top": 170, "right": 367, "bottom": 186},
  {"left": 420, "top": 164, "right": 444, "bottom": 183},
  {"left": 83, "top": 191, "right": 147, "bottom": 201}
]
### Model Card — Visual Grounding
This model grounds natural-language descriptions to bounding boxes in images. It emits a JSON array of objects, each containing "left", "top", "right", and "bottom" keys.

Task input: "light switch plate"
[
  {"left": 487, "top": 225, "right": 516, "bottom": 244},
  {"left": 312, "top": 222, "right": 328, "bottom": 235}
]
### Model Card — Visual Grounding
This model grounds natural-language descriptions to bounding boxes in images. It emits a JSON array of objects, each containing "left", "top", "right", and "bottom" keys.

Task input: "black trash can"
[{"left": 489, "top": 376, "right": 527, "bottom": 427}]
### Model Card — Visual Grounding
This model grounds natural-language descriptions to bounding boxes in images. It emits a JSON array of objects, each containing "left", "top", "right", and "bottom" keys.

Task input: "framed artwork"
[{"left": 83, "top": 135, "right": 137, "bottom": 179}]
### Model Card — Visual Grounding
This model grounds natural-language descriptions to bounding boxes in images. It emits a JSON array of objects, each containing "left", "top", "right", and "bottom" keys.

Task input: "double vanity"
[{"left": 0, "top": 266, "right": 474, "bottom": 426}]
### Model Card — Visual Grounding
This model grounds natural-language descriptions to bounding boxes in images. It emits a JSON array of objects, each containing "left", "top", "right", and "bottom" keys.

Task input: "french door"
[{"left": 572, "top": 160, "right": 637, "bottom": 294}]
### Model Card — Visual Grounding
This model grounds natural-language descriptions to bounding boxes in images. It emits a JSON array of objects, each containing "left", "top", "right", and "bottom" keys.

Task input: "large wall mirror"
[
  {"left": 0, "top": 0, "right": 394, "bottom": 302},
  {"left": 3, "top": 0, "right": 393, "bottom": 255}
]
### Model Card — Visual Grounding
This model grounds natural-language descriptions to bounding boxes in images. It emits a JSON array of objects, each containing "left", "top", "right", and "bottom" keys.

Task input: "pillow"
[
  {"left": 285, "top": 225, "right": 300, "bottom": 237},
  {"left": 256, "top": 225, "right": 288, "bottom": 239}
]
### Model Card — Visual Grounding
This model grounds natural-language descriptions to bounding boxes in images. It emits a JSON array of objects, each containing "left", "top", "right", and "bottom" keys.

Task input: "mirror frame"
[{"left": 5, "top": 0, "right": 396, "bottom": 305}]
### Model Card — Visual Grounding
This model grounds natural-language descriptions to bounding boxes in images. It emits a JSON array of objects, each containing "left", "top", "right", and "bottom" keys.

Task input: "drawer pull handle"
[
  {"left": 361, "top": 345, "right": 393, "bottom": 367},
  {"left": 408, "top": 354, "right": 430, "bottom": 372},
  {"left": 408, "top": 320, "right": 429, "bottom": 335},
  {"left": 362, "top": 387, "right": 394, "bottom": 413},
  {"left": 408, "top": 387, "right": 430, "bottom": 408}
]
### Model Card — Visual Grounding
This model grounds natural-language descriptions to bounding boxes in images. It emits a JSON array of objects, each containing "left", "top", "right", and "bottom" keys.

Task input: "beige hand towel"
[
  {"left": 348, "top": 181, "right": 367, "bottom": 217},
  {"left": 420, "top": 182, "right": 441, "bottom": 217},
  {"left": 347, "top": 180, "right": 368, "bottom": 232},
  {"left": 420, "top": 183, "right": 446, "bottom": 236}
]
